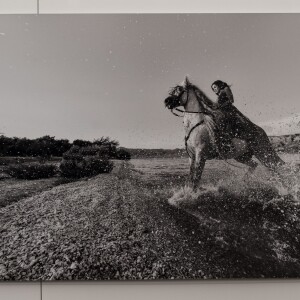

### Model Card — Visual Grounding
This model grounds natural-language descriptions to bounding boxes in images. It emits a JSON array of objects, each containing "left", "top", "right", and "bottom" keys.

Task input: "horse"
[{"left": 164, "top": 77, "right": 285, "bottom": 190}]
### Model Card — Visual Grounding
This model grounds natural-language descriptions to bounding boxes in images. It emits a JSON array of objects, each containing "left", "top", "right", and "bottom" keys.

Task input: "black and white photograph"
[{"left": 0, "top": 14, "right": 300, "bottom": 280}]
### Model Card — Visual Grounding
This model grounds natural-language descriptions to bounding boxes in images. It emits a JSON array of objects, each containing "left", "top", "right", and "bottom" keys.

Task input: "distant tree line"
[
  {"left": 0, "top": 135, "right": 71, "bottom": 157},
  {"left": 0, "top": 135, "right": 130, "bottom": 159}
]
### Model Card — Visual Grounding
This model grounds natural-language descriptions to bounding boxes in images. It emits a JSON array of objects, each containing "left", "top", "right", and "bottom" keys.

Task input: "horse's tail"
[{"left": 249, "top": 126, "right": 285, "bottom": 170}]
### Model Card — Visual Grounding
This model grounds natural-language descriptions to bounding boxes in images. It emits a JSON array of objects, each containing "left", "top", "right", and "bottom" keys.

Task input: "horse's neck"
[{"left": 183, "top": 94, "right": 204, "bottom": 132}]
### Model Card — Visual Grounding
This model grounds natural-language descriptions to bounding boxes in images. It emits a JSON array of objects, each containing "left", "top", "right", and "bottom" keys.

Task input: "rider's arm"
[
  {"left": 217, "top": 87, "right": 234, "bottom": 108},
  {"left": 224, "top": 86, "right": 234, "bottom": 104}
]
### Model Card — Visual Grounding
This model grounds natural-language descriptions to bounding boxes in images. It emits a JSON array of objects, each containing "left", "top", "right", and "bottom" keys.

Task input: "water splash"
[
  {"left": 169, "top": 161, "right": 300, "bottom": 211},
  {"left": 166, "top": 160, "right": 300, "bottom": 277},
  {"left": 168, "top": 185, "right": 218, "bottom": 209},
  {"left": 269, "top": 162, "right": 300, "bottom": 200}
]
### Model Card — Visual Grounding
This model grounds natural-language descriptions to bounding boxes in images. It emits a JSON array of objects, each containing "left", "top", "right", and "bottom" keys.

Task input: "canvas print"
[{"left": 0, "top": 14, "right": 300, "bottom": 280}]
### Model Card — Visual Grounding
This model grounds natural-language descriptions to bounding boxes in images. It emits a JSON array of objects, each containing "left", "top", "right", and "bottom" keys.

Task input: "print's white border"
[
  {"left": 0, "top": 0, "right": 36, "bottom": 14},
  {"left": 38, "top": 0, "right": 300, "bottom": 13},
  {"left": 1, "top": 0, "right": 300, "bottom": 14},
  {"left": 0, "top": 0, "right": 300, "bottom": 300}
]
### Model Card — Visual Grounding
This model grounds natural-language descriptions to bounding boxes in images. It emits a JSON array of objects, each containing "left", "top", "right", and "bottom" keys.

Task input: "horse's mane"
[
  {"left": 169, "top": 81, "right": 217, "bottom": 113},
  {"left": 189, "top": 84, "right": 217, "bottom": 112},
  {"left": 188, "top": 83, "right": 220, "bottom": 148}
]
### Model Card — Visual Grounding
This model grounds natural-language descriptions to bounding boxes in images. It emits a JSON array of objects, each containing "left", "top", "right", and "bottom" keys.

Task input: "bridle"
[
  {"left": 169, "top": 87, "right": 209, "bottom": 118},
  {"left": 168, "top": 87, "right": 208, "bottom": 158}
]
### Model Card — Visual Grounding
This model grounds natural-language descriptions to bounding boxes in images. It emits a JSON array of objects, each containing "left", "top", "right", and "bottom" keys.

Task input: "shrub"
[
  {"left": 83, "top": 156, "right": 113, "bottom": 175},
  {"left": 79, "top": 146, "right": 100, "bottom": 157},
  {"left": 60, "top": 144, "right": 115, "bottom": 178},
  {"left": 59, "top": 157, "right": 113, "bottom": 178},
  {"left": 64, "top": 145, "right": 81, "bottom": 154},
  {"left": 62, "top": 146, "right": 86, "bottom": 161},
  {"left": 115, "top": 148, "right": 131, "bottom": 160},
  {"left": 7, "top": 163, "right": 57, "bottom": 180},
  {"left": 63, "top": 145, "right": 113, "bottom": 159},
  {"left": 95, "top": 145, "right": 111, "bottom": 158},
  {"left": 62, "top": 152, "right": 84, "bottom": 161},
  {"left": 59, "top": 159, "right": 82, "bottom": 178},
  {"left": 73, "top": 139, "right": 92, "bottom": 147},
  {"left": 93, "top": 137, "right": 119, "bottom": 147}
]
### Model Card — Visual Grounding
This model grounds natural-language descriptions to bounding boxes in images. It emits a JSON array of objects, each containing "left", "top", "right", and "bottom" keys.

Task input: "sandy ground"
[{"left": 0, "top": 161, "right": 299, "bottom": 280}]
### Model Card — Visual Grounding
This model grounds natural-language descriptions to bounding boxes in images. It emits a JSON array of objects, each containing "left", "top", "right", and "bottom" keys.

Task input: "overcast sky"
[{"left": 0, "top": 14, "right": 300, "bottom": 148}]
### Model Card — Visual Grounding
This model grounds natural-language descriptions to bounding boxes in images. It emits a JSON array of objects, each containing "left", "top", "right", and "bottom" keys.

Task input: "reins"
[
  {"left": 171, "top": 108, "right": 207, "bottom": 117},
  {"left": 170, "top": 87, "right": 209, "bottom": 117}
]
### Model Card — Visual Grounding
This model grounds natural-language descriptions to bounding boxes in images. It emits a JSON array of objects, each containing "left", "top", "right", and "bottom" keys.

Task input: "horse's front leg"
[
  {"left": 187, "top": 156, "right": 196, "bottom": 188},
  {"left": 192, "top": 151, "right": 206, "bottom": 191},
  {"left": 189, "top": 155, "right": 194, "bottom": 179}
]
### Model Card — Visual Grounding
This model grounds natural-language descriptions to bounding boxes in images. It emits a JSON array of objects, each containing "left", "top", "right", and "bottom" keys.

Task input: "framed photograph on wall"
[{"left": 0, "top": 9, "right": 300, "bottom": 283}]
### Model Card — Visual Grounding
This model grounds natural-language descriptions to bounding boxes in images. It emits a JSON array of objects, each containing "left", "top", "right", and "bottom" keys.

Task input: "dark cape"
[{"left": 210, "top": 88, "right": 261, "bottom": 153}]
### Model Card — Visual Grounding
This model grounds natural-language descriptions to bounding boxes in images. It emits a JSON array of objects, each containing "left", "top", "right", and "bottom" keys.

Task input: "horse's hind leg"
[{"left": 235, "top": 152, "right": 258, "bottom": 177}]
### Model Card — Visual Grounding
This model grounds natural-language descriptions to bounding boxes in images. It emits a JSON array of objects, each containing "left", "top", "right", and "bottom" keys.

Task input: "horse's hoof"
[
  {"left": 191, "top": 186, "right": 197, "bottom": 192},
  {"left": 192, "top": 186, "right": 205, "bottom": 192}
]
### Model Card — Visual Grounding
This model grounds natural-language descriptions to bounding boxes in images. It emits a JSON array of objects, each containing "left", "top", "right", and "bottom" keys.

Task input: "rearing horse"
[{"left": 164, "top": 77, "right": 284, "bottom": 189}]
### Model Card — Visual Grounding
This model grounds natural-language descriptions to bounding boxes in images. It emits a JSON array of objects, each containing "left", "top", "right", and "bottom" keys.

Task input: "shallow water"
[
  {"left": 130, "top": 153, "right": 300, "bottom": 174},
  {"left": 130, "top": 153, "right": 300, "bottom": 181},
  {"left": 130, "top": 153, "right": 300, "bottom": 201},
  {"left": 130, "top": 157, "right": 235, "bottom": 176}
]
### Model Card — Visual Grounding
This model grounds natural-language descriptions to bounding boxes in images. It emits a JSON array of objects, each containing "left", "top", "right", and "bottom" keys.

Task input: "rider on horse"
[{"left": 210, "top": 80, "right": 259, "bottom": 153}]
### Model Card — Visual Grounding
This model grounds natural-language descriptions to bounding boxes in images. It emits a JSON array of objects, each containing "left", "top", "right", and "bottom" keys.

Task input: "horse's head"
[
  {"left": 164, "top": 76, "right": 191, "bottom": 109},
  {"left": 165, "top": 77, "right": 216, "bottom": 114}
]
